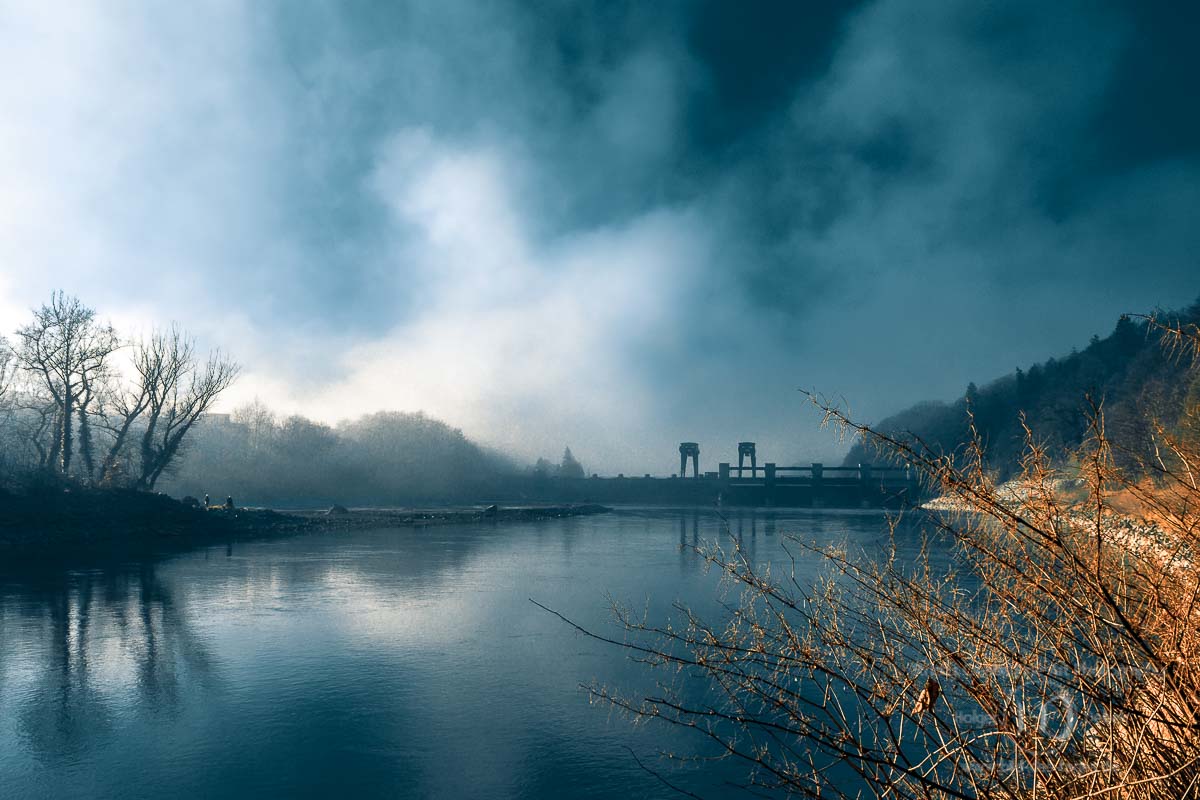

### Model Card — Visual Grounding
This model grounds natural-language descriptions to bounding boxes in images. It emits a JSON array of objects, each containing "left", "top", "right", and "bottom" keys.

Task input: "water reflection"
[
  {"left": 1, "top": 564, "right": 217, "bottom": 762},
  {"left": 0, "top": 508, "right": 913, "bottom": 799},
  {"left": 671, "top": 507, "right": 837, "bottom": 585}
]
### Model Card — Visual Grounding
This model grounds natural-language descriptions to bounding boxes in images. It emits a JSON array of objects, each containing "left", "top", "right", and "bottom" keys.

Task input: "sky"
[{"left": 1, "top": 1, "right": 1198, "bottom": 473}]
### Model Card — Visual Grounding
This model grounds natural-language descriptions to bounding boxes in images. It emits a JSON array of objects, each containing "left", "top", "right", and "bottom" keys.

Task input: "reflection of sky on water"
[{"left": 0, "top": 509, "right": 921, "bottom": 798}]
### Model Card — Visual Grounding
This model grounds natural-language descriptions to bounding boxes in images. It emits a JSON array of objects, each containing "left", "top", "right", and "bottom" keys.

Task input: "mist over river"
[{"left": 0, "top": 508, "right": 927, "bottom": 799}]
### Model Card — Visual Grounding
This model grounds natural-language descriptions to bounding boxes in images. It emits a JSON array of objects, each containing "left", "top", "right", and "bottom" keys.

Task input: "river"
[{"left": 0, "top": 507, "right": 921, "bottom": 799}]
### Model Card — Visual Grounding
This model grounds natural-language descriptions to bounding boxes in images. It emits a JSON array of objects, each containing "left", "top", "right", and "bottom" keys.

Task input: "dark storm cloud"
[{"left": 2, "top": 0, "right": 1197, "bottom": 470}]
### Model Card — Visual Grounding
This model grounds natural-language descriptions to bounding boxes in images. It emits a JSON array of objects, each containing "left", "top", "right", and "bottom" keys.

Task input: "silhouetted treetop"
[{"left": 559, "top": 446, "right": 585, "bottom": 479}]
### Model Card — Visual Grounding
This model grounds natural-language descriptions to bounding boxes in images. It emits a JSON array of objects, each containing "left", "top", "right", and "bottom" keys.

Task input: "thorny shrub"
[{"left": 563, "top": 317, "right": 1200, "bottom": 799}]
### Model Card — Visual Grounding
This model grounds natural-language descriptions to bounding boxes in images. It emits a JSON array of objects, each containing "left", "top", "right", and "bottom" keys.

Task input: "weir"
[{"left": 524, "top": 442, "right": 922, "bottom": 509}]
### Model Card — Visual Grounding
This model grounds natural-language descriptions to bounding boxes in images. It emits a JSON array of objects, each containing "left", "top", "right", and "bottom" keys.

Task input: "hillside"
[{"left": 843, "top": 300, "right": 1200, "bottom": 478}]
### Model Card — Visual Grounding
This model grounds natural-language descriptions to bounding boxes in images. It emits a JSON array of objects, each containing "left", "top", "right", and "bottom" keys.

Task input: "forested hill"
[
  {"left": 158, "top": 408, "right": 520, "bottom": 507},
  {"left": 842, "top": 300, "right": 1200, "bottom": 478}
]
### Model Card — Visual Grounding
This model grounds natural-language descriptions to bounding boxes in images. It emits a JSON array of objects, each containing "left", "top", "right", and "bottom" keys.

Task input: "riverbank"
[
  {"left": 0, "top": 487, "right": 611, "bottom": 561},
  {"left": 921, "top": 477, "right": 1177, "bottom": 562}
]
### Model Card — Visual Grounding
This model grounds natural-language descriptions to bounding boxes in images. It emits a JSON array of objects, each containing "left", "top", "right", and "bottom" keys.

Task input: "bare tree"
[
  {"left": 74, "top": 360, "right": 104, "bottom": 480},
  {"left": 1, "top": 372, "right": 62, "bottom": 472},
  {"left": 24, "top": 396, "right": 60, "bottom": 471},
  {"left": 134, "top": 327, "right": 239, "bottom": 490},
  {"left": 0, "top": 335, "right": 16, "bottom": 404},
  {"left": 96, "top": 332, "right": 163, "bottom": 484},
  {"left": 13, "top": 292, "right": 118, "bottom": 477},
  {"left": 231, "top": 398, "right": 276, "bottom": 452},
  {"left": 0, "top": 337, "right": 22, "bottom": 478}
]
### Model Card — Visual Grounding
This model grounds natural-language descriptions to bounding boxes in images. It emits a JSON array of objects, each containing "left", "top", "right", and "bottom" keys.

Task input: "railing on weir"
[
  {"left": 715, "top": 462, "right": 913, "bottom": 485},
  {"left": 584, "top": 464, "right": 914, "bottom": 484}
]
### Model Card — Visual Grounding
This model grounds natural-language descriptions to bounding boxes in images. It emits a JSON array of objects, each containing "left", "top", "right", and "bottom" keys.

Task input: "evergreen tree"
[{"left": 559, "top": 446, "right": 585, "bottom": 479}]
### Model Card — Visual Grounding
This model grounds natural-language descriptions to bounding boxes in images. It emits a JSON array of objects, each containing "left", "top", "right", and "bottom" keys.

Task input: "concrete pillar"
[
  {"left": 764, "top": 463, "right": 776, "bottom": 507},
  {"left": 737, "top": 442, "right": 756, "bottom": 477},
  {"left": 678, "top": 442, "right": 700, "bottom": 479}
]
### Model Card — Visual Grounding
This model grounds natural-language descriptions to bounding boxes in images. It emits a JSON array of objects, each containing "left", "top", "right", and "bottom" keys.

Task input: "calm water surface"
[{"left": 0, "top": 508, "right": 921, "bottom": 799}]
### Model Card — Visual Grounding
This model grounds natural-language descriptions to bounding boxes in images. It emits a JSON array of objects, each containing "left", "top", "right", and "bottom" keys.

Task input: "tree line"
[
  {"left": 155, "top": 402, "right": 600, "bottom": 506},
  {"left": 533, "top": 446, "right": 586, "bottom": 479},
  {"left": 0, "top": 292, "right": 238, "bottom": 491},
  {"left": 154, "top": 403, "right": 524, "bottom": 507},
  {"left": 843, "top": 299, "right": 1200, "bottom": 477}
]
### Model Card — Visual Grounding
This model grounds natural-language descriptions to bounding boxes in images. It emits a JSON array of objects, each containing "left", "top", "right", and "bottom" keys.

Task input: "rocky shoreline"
[
  {"left": 920, "top": 478, "right": 1179, "bottom": 564},
  {"left": 0, "top": 487, "right": 612, "bottom": 562}
]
